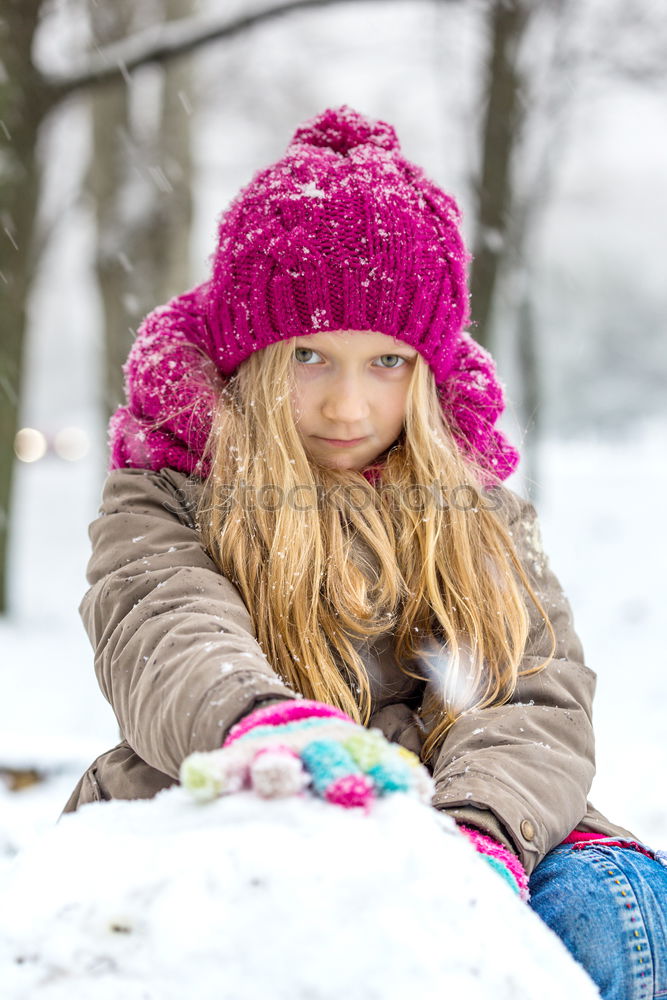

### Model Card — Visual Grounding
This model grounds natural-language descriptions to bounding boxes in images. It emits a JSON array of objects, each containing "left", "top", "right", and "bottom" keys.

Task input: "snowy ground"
[{"left": 532, "top": 422, "right": 667, "bottom": 844}]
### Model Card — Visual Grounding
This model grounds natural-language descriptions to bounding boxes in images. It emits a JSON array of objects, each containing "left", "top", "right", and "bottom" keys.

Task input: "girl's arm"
[
  {"left": 429, "top": 489, "right": 598, "bottom": 877},
  {"left": 79, "top": 466, "right": 297, "bottom": 781}
]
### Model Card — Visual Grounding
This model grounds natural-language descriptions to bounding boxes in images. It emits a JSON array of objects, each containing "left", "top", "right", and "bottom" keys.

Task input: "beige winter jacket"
[{"left": 62, "top": 466, "right": 636, "bottom": 875}]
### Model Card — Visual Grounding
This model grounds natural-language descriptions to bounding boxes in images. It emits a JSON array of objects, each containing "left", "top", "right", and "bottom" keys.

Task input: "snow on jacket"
[{"left": 61, "top": 465, "right": 636, "bottom": 875}]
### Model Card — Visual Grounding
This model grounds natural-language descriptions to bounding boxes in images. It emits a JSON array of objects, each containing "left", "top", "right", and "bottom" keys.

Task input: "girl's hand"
[{"left": 180, "top": 699, "right": 435, "bottom": 812}]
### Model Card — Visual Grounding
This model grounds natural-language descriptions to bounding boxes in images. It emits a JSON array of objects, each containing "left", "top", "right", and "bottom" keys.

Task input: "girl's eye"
[
  {"left": 294, "top": 347, "right": 320, "bottom": 364},
  {"left": 294, "top": 348, "right": 407, "bottom": 369},
  {"left": 375, "top": 355, "right": 405, "bottom": 369}
]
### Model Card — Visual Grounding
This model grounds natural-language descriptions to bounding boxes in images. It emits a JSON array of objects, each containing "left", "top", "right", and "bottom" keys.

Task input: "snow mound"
[{"left": 0, "top": 788, "right": 599, "bottom": 999}]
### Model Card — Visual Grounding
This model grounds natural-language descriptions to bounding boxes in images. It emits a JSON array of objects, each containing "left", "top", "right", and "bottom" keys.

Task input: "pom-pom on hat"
[{"left": 109, "top": 105, "right": 519, "bottom": 483}]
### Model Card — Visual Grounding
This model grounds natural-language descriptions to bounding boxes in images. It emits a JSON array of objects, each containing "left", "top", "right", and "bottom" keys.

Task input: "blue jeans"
[{"left": 529, "top": 842, "right": 667, "bottom": 999}]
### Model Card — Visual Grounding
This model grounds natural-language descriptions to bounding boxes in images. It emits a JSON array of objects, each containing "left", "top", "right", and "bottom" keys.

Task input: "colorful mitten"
[
  {"left": 459, "top": 825, "right": 530, "bottom": 902},
  {"left": 180, "top": 698, "right": 435, "bottom": 812}
]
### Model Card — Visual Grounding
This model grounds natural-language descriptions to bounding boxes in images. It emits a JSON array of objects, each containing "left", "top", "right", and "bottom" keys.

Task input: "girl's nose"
[{"left": 321, "top": 380, "right": 371, "bottom": 423}]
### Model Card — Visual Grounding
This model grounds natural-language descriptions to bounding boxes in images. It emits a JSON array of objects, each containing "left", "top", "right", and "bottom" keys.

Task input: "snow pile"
[{"left": 0, "top": 788, "right": 599, "bottom": 1000}]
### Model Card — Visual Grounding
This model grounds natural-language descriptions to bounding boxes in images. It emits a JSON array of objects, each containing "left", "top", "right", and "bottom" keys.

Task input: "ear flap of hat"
[
  {"left": 107, "top": 282, "right": 221, "bottom": 479},
  {"left": 436, "top": 331, "right": 520, "bottom": 486}
]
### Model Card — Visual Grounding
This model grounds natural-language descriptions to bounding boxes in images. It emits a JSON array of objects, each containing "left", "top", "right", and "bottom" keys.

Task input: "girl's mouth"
[{"left": 316, "top": 437, "right": 368, "bottom": 448}]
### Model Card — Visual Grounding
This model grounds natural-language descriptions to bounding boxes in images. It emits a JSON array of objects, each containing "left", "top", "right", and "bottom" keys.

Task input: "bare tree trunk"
[
  {"left": 87, "top": 0, "right": 194, "bottom": 419},
  {"left": 497, "top": 0, "right": 581, "bottom": 496},
  {"left": 86, "top": 3, "right": 135, "bottom": 420},
  {"left": 516, "top": 286, "right": 541, "bottom": 501},
  {"left": 156, "top": 0, "right": 195, "bottom": 304},
  {"left": 0, "top": 0, "right": 53, "bottom": 614},
  {"left": 469, "top": 0, "right": 531, "bottom": 353}
]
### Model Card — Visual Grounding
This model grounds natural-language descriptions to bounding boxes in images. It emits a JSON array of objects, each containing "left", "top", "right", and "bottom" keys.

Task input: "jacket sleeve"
[
  {"left": 429, "top": 487, "right": 597, "bottom": 876},
  {"left": 79, "top": 466, "right": 298, "bottom": 780}
]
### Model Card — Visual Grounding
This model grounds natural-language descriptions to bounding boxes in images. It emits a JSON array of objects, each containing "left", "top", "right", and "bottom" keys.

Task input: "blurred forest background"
[{"left": 1, "top": 0, "right": 666, "bottom": 852}]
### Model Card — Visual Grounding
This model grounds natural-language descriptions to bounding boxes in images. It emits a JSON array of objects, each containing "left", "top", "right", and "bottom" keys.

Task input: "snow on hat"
[{"left": 108, "top": 105, "right": 519, "bottom": 483}]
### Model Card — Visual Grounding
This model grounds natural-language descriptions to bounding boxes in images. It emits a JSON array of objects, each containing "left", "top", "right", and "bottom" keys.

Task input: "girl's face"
[{"left": 290, "top": 330, "right": 418, "bottom": 471}]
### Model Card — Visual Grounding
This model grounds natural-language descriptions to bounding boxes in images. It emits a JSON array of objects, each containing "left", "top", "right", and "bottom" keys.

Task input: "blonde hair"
[{"left": 195, "top": 338, "right": 556, "bottom": 765}]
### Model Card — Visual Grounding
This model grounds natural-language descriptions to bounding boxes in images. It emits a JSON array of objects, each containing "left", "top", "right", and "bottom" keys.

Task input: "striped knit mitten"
[
  {"left": 459, "top": 825, "right": 530, "bottom": 902},
  {"left": 180, "top": 698, "right": 435, "bottom": 812}
]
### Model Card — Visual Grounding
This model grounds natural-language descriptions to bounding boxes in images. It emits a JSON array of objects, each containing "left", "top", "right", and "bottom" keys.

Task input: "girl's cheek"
[
  {"left": 289, "top": 386, "right": 306, "bottom": 420},
  {"left": 291, "top": 384, "right": 317, "bottom": 422}
]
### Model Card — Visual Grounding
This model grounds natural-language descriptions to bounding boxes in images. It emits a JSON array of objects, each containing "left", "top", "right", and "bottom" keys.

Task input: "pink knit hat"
[{"left": 109, "top": 105, "right": 519, "bottom": 483}]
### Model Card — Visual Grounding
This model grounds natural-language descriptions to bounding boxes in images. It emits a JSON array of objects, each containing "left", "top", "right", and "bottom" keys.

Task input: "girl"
[{"left": 63, "top": 105, "right": 666, "bottom": 997}]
